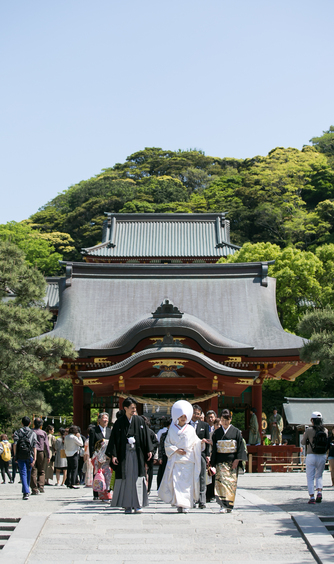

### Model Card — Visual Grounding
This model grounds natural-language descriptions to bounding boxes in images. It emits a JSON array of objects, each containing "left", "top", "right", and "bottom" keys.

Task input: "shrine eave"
[{"left": 77, "top": 346, "right": 259, "bottom": 380}]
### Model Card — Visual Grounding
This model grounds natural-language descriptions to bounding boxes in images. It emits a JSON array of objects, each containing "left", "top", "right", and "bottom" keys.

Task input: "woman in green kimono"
[
  {"left": 248, "top": 408, "right": 261, "bottom": 445},
  {"left": 268, "top": 408, "right": 284, "bottom": 445},
  {"left": 210, "top": 408, "right": 247, "bottom": 513}
]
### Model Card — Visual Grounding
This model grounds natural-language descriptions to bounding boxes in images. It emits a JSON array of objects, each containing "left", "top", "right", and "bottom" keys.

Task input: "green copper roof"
[{"left": 82, "top": 213, "right": 239, "bottom": 259}]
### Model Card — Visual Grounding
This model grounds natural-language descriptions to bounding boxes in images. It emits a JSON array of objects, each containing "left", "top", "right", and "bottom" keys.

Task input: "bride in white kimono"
[{"left": 158, "top": 400, "right": 202, "bottom": 513}]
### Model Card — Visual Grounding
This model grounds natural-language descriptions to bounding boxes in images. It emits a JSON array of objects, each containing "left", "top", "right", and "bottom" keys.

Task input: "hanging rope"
[{"left": 115, "top": 392, "right": 218, "bottom": 407}]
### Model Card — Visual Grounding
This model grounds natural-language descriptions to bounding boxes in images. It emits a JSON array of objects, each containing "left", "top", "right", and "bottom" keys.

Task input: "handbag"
[{"left": 60, "top": 448, "right": 66, "bottom": 459}]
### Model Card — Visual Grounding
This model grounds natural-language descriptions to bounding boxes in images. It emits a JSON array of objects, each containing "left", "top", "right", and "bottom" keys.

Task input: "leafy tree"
[
  {"left": 297, "top": 307, "right": 334, "bottom": 379},
  {"left": 218, "top": 242, "right": 324, "bottom": 331},
  {"left": 310, "top": 126, "right": 334, "bottom": 168},
  {"left": 0, "top": 221, "right": 75, "bottom": 275},
  {"left": 0, "top": 241, "right": 76, "bottom": 430}
]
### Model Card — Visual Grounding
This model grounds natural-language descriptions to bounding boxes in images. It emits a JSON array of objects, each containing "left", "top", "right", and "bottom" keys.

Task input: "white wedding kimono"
[{"left": 158, "top": 422, "right": 202, "bottom": 509}]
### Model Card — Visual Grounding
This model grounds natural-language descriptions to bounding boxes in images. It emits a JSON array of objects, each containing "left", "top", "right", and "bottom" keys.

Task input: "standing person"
[
  {"left": 77, "top": 427, "right": 86, "bottom": 485},
  {"left": 206, "top": 417, "right": 220, "bottom": 503},
  {"left": 210, "top": 408, "right": 247, "bottom": 513},
  {"left": 206, "top": 410, "right": 217, "bottom": 433},
  {"left": 64, "top": 425, "right": 83, "bottom": 489},
  {"left": 106, "top": 397, "right": 153, "bottom": 514},
  {"left": 10, "top": 434, "right": 18, "bottom": 483},
  {"left": 89, "top": 412, "right": 111, "bottom": 500},
  {"left": 13, "top": 416, "right": 37, "bottom": 500},
  {"left": 142, "top": 416, "right": 159, "bottom": 495},
  {"left": 0, "top": 434, "right": 13, "bottom": 483},
  {"left": 190, "top": 404, "right": 210, "bottom": 509},
  {"left": 30, "top": 418, "right": 50, "bottom": 495},
  {"left": 248, "top": 408, "right": 261, "bottom": 445},
  {"left": 158, "top": 400, "right": 202, "bottom": 513},
  {"left": 157, "top": 419, "right": 171, "bottom": 489},
  {"left": 328, "top": 430, "right": 334, "bottom": 487},
  {"left": 268, "top": 408, "right": 284, "bottom": 445},
  {"left": 84, "top": 424, "right": 95, "bottom": 487},
  {"left": 54, "top": 428, "right": 68, "bottom": 486},
  {"left": 301, "top": 411, "right": 328, "bottom": 504},
  {"left": 45, "top": 425, "right": 56, "bottom": 485}
]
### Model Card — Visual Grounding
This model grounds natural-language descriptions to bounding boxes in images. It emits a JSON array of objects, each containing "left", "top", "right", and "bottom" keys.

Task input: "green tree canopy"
[
  {"left": 0, "top": 221, "right": 75, "bottom": 275},
  {"left": 0, "top": 241, "right": 76, "bottom": 429},
  {"left": 298, "top": 307, "right": 334, "bottom": 379},
  {"left": 218, "top": 242, "right": 325, "bottom": 332}
]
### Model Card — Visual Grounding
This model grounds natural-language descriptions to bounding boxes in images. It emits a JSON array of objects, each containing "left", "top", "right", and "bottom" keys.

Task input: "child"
[{"left": 91, "top": 439, "right": 113, "bottom": 501}]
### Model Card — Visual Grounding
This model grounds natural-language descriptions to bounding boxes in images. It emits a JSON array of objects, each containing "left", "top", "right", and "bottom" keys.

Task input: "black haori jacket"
[
  {"left": 210, "top": 425, "right": 247, "bottom": 466},
  {"left": 106, "top": 415, "right": 153, "bottom": 480}
]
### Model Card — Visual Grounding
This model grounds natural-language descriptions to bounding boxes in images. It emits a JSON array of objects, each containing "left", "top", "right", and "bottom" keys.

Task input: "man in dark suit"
[
  {"left": 190, "top": 404, "right": 210, "bottom": 509},
  {"left": 89, "top": 412, "right": 111, "bottom": 500}
]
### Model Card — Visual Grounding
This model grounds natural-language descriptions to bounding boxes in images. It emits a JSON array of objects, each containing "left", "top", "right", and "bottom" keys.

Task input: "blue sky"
[{"left": 1, "top": 0, "right": 333, "bottom": 224}]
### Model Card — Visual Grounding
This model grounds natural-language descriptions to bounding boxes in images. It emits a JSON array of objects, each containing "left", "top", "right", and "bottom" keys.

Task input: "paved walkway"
[{"left": 1, "top": 471, "right": 334, "bottom": 563}]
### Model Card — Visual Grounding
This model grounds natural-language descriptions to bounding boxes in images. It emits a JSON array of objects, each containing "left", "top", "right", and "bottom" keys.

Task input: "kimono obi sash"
[{"left": 216, "top": 439, "right": 237, "bottom": 454}]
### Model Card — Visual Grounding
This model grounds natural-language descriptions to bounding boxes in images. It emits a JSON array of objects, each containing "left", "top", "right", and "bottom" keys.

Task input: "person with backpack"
[
  {"left": 301, "top": 411, "right": 328, "bottom": 505},
  {"left": 13, "top": 416, "right": 37, "bottom": 500},
  {"left": 0, "top": 434, "right": 13, "bottom": 483}
]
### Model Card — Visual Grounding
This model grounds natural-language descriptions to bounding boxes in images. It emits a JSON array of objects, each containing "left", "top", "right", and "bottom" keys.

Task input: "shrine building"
[{"left": 42, "top": 213, "right": 312, "bottom": 434}]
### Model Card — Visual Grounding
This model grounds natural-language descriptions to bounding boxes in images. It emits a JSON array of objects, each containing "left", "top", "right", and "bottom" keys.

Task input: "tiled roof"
[
  {"left": 41, "top": 261, "right": 305, "bottom": 357},
  {"left": 44, "top": 277, "right": 61, "bottom": 309},
  {"left": 82, "top": 213, "right": 239, "bottom": 259}
]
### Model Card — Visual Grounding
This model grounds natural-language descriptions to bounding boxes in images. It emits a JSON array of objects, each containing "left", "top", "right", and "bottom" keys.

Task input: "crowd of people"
[{"left": 1, "top": 401, "right": 334, "bottom": 512}]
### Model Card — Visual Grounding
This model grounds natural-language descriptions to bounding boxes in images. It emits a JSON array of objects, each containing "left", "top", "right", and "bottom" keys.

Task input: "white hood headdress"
[{"left": 171, "top": 400, "right": 193, "bottom": 425}]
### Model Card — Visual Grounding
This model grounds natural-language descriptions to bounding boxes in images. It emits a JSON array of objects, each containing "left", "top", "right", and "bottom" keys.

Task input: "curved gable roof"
[{"left": 80, "top": 311, "right": 254, "bottom": 357}]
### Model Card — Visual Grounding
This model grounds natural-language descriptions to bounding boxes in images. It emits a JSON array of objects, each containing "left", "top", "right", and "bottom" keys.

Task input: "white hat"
[
  {"left": 311, "top": 411, "right": 322, "bottom": 419},
  {"left": 171, "top": 400, "right": 193, "bottom": 425}
]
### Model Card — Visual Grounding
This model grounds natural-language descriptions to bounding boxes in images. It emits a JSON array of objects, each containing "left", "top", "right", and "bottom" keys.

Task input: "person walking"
[
  {"left": 13, "top": 416, "right": 37, "bottom": 500},
  {"left": 0, "top": 434, "right": 13, "bottom": 483},
  {"left": 106, "top": 397, "right": 152, "bottom": 514},
  {"left": 210, "top": 408, "right": 247, "bottom": 513},
  {"left": 30, "top": 418, "right": 50, "bottom": 494},
  {"left": 158, "top": 400, "right": 202, "bottom": 513},
  {"left": 301, "top": 411, "right": 328, "bottom": 504}
]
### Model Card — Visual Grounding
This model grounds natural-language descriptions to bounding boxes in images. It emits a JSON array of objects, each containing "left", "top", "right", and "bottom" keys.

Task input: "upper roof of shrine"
[
  {"left": 82, "top": 213, "right": 240, "bottom": 260},
  {"left": 40, "top": 261, "right": 306, "bottom": 358}
]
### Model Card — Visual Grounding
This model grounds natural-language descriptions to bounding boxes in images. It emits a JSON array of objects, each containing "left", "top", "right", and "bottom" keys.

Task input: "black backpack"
[
  {"left": 16, "top": 430, "right": 33, "bottom": 459},
  {"left": 312, "top": 428, "right": 328, "bottom": 454}
]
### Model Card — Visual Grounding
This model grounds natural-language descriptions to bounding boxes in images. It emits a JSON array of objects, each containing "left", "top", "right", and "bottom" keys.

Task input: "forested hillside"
[
  {"left": 1, "top": 126, "right": 334, "bottom": 424},
  {"left": 26, "top": 127, "right": 334, "bottom": 262}
]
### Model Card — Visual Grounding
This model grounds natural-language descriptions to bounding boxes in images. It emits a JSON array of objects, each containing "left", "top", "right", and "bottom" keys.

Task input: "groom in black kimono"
[{"left": 106, "top": 397, "right": 153, "bottom": 513}]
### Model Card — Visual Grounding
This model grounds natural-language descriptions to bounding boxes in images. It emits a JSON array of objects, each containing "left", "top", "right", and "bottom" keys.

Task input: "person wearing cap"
[
  {"left": 158, "top": 400, "right": 203, "bottom": 513},
  {"left": 301, "top": 411, "right": 328, "bottom": 504},
  {"left": 268, "top": 407, "right": 284, "bottom": 445}
]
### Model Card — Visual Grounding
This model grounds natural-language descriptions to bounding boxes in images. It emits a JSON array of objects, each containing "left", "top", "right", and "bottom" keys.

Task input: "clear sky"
[{"left": 1, "top": 0, "right": 333, "bottom": 224}]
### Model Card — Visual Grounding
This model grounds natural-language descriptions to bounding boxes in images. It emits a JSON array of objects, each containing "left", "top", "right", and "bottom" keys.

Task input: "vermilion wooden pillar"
[
  {"left": 210, "top": 395, "right": 219, "bottom": 416},
  {"left": 118, "top": 396, "right": 124, "bottom": 410},
  {"left": 73, "top": 378, "right": 84, "bottom": 430},
  {"left": 251, "top": 380, "right": 263, "bottom": 437}
]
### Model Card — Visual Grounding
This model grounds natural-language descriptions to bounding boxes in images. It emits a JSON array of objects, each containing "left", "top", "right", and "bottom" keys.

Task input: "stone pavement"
[{"left": 1, "top": 471, "right": 334, "bottom": 563}]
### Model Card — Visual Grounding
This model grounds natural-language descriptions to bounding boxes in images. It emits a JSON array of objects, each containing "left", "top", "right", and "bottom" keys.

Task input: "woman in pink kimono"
[{"left": 158, "top": 400, "right": 202, "bottom": 513}]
